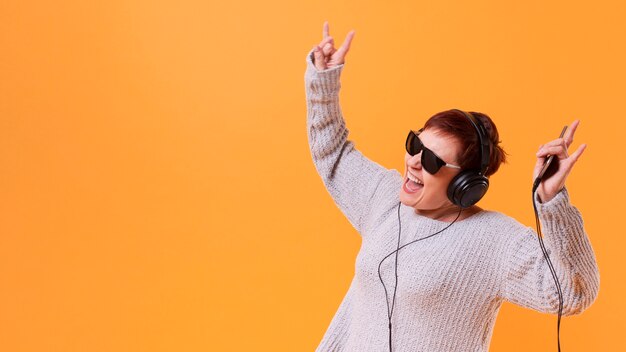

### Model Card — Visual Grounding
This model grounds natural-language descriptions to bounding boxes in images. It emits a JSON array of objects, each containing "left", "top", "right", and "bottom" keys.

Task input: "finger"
[
  {"left": 534, "top": 154, "right": 547, "bottom": 168},
  {"left": 536, "top": 139, "right": 564, "bottom": 154},
  {"left": 317, "top": 36, "right": 334, "bottom": 49},
  {"left": 323, "top": 21, "right": 329, "bottom": 39},
  {"left": 532, "top": 156, "right": 547, "bottom": 179},
  {"left": 537, "top": 138, "right": 567, "bottom": 156},
  {"left": 336, "top": 30, "right": 356, "bottom": 56},
  {"left": 313, "top": 46, "right": 326, "bottom": 70},
  {"left": 537, "top": 144, "right": 569, "bottom": 158},
  {"left": 533, "top": 145, "right": 547, "bottom": 163},
  {"left": 322, "top": 42, "right": 334, "bottom": 56},
  {"left": 570, "top": 143, "right": 587, "bottom": 163},
  {"left": 564, "top": 119, "right": 580, "bottom": 146},
  {"left": 542, "top": 137, "right": 567, "bottom": 148}
]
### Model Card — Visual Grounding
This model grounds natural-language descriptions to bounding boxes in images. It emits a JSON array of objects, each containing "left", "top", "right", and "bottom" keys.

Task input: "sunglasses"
[{"left": 405, "top": 128, "right": 462, "bottom": 175}]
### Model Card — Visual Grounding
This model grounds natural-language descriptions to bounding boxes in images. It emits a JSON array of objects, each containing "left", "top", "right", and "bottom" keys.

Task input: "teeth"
[{"left": 407, "top": 173, "right": 423, "bottom": 185}]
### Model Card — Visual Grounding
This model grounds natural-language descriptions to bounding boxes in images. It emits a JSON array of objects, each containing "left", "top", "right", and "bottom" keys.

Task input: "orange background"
[{"left": 1, "top": 0, "right": 624, "bottom": 351}]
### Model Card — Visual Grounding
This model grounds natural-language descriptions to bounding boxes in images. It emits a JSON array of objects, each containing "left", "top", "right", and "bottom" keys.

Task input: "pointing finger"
[
  {"left": 564, "top": 120, "right": 580, "bottom": 146},
  {"left": 570, "top": 143, "right": 587, "bottom": 163},
  {"left": 336, "top": 30, "right": 356, "bottom": 55},
  {"left": 323, "top": 21, "right": 329, "bottom": 39}
]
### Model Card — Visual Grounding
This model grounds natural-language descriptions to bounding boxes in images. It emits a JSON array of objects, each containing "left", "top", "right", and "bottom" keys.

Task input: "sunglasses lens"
[
  {"left": 406, "top": 131, "right": 421, "bottom": 156},
  {"left": 406, "top": 130, "right": 447, "bottom": 175},
  {"left": 421, "top": 149, "right": 442, "bottom": 174}
]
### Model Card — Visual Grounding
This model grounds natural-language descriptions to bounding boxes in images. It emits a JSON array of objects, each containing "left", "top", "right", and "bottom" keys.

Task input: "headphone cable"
[
  {"left": 532, "top": 178, "right": 564, "bottom": 352},
  {"left": 378, "top": 202, "right": 463, "bottom": 352}
]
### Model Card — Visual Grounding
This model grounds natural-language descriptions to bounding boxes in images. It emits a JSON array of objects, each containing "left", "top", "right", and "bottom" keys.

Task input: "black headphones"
[{"left": 446, "top": 109, "right": 492, "bottom": 208}]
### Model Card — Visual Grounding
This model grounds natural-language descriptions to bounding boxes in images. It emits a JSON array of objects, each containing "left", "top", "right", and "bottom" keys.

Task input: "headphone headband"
[{"left": 452, "top": 109, "right": 491, "bottom": 176}]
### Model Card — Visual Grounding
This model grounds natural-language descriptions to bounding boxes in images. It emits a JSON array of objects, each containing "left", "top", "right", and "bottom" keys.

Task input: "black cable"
[
  {"left": 378, "top": 202, "right": 463, "bottom": 352},
  {"left": 532, "top": 178, "right": 564, "bottom": 352},
  {"left": 379, "top": 179, "right": 563, "bottom": 351}
]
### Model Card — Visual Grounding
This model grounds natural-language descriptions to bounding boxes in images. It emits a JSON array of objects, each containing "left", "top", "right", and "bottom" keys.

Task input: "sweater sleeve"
[
  {"left": 502, "top": 187, "right": 600, "bottom": 316},
  {"left": 304, "top": 48, "right": 396, "bottom": 236}
]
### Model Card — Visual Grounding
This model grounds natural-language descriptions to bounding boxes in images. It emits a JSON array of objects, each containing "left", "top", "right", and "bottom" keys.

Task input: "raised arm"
[
  {"left": 501, "top": 187, "right": 600, "bottom": 316},
  {"left": 305, "top": 23, "right": 397, "bottom": 236}
]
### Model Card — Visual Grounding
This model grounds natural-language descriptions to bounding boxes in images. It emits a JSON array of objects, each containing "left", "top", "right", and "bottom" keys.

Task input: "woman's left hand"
[{"left": 533, "top": 120, "right": 587, "bottom": 203}]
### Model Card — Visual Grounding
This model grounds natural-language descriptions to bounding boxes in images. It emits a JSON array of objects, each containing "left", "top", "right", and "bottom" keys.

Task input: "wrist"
[{"left": 536, "top": 187, "right": 564, "bottom": 204}]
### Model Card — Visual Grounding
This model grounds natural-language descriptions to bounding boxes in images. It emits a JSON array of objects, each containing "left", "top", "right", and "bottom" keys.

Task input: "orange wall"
[{"left": 1, "top": 0, "right": 623, "bottom": 350}]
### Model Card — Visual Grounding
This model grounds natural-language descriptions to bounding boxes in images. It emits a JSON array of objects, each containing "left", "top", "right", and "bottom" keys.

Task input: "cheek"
[{"left": 425, "top": 174, "right": 453, "bottom": 196}]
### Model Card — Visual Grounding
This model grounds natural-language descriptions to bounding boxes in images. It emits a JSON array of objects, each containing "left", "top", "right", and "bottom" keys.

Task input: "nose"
[{"left": 408, "top": 151, "right": 423, "bottom": 170}]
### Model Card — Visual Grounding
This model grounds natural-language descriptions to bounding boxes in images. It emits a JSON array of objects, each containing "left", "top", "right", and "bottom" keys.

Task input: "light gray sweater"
[{"left": 304, "top": 48, "right": 600, "bottom": 352}]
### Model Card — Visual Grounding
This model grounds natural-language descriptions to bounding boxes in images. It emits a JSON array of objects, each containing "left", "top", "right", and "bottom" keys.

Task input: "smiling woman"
[
  {"left": 305, "top": 21, "right": 599, "bottom": 352},
  {"left": 401, "top": 127, "right": 470, "bottom": 221},
  {"left": 400, "top": 111, "right": 508, "bottom": 222}
]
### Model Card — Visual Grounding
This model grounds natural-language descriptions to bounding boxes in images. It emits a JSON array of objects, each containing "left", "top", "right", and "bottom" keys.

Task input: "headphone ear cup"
[{"left": 447, "top": 171, "right": 490, "bottom": 208}]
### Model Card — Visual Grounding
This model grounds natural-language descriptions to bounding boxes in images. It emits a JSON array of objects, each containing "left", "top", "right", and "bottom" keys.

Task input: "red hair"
[{"left": 423, "top": 109, "right": 508, "bottom": 177}]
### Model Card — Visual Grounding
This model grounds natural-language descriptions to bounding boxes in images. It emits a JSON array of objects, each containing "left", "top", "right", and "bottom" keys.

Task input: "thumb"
[
  {"left": 532, "top": 156, "right": 545, "bottom": 179},
  {"left": 313, "top": 46, "right": 326, "bottom": 71}
]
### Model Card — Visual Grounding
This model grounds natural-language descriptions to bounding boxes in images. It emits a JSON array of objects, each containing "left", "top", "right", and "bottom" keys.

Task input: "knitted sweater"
[{"left": 304, "top": 48, "right": 600, "bottom": 352}]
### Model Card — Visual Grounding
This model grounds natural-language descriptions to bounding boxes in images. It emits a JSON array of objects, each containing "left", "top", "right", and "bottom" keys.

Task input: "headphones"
[{"left": 446, "top": 109, "right": 492, "bottom": 208}]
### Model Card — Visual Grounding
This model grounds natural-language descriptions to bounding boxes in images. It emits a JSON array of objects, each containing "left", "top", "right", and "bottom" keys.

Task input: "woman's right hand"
[{"left": 312, "top": 21, "right": 355, "bottom": 71}]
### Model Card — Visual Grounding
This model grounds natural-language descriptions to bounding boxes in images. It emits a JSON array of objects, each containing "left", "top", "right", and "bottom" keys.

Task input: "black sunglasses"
[{"left": 405, "top": 128, "right": 462, "bottom": 175}]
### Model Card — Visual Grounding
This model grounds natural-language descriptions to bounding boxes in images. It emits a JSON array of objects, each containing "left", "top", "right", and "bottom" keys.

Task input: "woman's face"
[{"left": 400, "top": 128, "right": 463, "bottom": 211}]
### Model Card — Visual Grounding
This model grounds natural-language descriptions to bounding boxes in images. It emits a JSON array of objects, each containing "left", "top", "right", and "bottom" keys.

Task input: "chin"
[
  {"left": 399, "top": 189, "right": 421, "bottom": 208},
  {"left": 399, "top": 198, "right": 412, "bottom": 207},
  {"left": 400, "top": 191, "right": 444, "bottom": 211}
]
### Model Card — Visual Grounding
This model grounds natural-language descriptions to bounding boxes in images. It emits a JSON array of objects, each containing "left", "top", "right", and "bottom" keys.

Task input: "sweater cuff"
[
  {"left": 534, "top": 187, "right": 583, "bottom": 234},
  {"left": 534, "top": 186, "right": 568, "bottom": 209},
  {"left": 305, "top": 48, "right": 345, "bottom": 96}
]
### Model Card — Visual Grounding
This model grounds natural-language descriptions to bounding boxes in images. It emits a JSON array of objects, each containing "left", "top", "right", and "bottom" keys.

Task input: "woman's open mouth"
[{"left": 403, "top": 174, "right": 423, "bottom": 193}]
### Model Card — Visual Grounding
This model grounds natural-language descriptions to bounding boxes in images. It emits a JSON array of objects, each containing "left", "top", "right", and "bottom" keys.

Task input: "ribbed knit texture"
[{"left": 304, "top": 48, "right": 600, "bottom": 352}]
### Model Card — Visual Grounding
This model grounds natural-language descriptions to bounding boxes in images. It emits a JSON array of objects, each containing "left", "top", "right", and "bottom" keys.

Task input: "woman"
[{"left": 305, "top": 22, "right": 600, "bottom": 351}]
